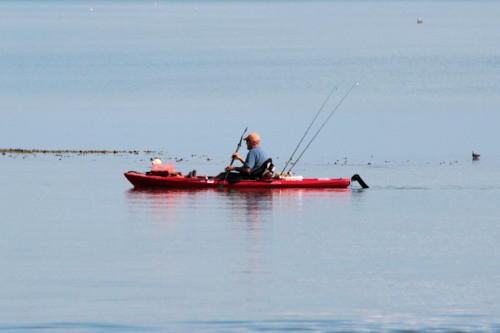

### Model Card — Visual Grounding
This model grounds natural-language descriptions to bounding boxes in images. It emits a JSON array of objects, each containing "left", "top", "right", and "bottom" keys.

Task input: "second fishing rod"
[{"left": 283, "top": 81, "right": 360, "bottom": 175}]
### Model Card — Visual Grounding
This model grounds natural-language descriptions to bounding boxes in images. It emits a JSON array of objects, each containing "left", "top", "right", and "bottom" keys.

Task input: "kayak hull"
[{"left": 124, "top": 171, "right": 351, "bottom": 189}]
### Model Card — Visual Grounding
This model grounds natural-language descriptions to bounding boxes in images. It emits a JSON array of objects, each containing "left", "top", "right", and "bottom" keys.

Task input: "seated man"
[{"left": 225, "top": 132, "right": 270, "bottom": 178}]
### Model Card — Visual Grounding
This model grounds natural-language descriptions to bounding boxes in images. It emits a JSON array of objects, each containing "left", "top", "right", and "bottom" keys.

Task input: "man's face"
[{"left": 246, "top": 139, "right": 258, "bottom": 150}]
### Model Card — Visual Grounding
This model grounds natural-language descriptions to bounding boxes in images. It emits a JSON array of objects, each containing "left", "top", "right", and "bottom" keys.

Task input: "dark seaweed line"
[{"left": 1, "top": 148, "right": 161, "bottom": 155}]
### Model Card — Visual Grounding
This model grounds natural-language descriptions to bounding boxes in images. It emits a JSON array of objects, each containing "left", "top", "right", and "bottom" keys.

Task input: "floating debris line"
[
  {"left": 0, "top": 148, "right": 218, "bottom": 162},
  {"left": 0, "top": 148, "right": 162, "bottom": 155}
]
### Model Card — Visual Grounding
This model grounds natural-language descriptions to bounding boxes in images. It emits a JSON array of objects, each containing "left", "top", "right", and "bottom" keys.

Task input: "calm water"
[
  {"left": 1, "top": 153, "right": 500, "bottom": 332},
  {"left": 1, "top": 0, "right": 500, "bottom": 331}
]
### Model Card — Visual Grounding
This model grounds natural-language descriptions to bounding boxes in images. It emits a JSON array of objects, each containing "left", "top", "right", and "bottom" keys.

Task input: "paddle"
[{"left": 219, "top": 127, "right": 248, "bottom": 189}]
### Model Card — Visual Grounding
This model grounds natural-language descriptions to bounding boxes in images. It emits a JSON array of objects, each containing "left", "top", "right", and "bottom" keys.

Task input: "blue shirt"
[{"left": 244, "top": 146, "right": 269, "bottom": 173}]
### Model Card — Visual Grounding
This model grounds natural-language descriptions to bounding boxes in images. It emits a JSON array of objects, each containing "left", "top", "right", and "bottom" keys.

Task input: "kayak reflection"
[
  {"left": 125, "top": 187, "right": 352, "bottom": 280},
  {"left": 125, "top": 187, "right": 351, "bottom": 229}
]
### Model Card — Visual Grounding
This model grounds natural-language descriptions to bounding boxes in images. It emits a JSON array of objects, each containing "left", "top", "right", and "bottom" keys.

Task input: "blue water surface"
[{"left": 1, "top": 0, "right": 500, "bottom": 331}]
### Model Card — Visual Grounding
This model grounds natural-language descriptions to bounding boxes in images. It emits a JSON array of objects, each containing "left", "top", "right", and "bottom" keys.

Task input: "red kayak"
[
  {"left": 124, "top": 161, "right": 368, "bottom": 190},
  {"left": 124, "top": 171, "right": 360, "bottom": 189}
]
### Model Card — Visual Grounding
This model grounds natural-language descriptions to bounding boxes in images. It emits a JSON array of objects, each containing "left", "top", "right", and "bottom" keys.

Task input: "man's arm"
[{"left": 225, "top": 165, "right": 251, "bottom": 174}]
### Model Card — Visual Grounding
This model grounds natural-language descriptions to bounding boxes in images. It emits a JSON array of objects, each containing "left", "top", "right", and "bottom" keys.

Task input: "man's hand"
[{"left": 232, "top": 152, "right": 244, "bottom": 163}]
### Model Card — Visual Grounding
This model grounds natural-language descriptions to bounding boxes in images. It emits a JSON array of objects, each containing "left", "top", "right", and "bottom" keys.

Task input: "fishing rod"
[
  {"left": 220, "top": 127, "right": 248, "bottom": 187},
  {"left": 280, "top": 85, "right": 338, "bottom": 174},
  {"left": 287, "top": 81, "right": 359, "bottom": 174}
]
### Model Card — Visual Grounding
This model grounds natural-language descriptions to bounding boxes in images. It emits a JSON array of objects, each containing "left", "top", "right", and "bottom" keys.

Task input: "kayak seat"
[{"left": 249, "top": 158, "right": 275, "bottom": 180}]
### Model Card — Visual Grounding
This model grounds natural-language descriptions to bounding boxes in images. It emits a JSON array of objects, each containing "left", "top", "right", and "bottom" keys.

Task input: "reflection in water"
[
  {"left": 126, "top": 188, "right": 216, "bottom": 230},
  {"left": 126, "top": 187, "right": 352, "bottom": 229},
  {"left": 224, "top": 189, "right": 352, "bottom": 279},
  {"left": 223, "top": 190, "right": 274, "bottom": 278},
  {"left": 125, "top": 188, "right": 352, "bottom": 298},
  {"left": 125, "top": 188, "right": 352, "bottom": 243},
  {"left": 349, "top": 187, "right": 369, "bottom": 208}
]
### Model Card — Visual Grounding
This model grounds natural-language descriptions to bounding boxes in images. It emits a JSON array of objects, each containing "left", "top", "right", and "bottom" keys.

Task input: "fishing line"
[
  {"left": 280, "top": 86, "right": 338, "bottom": 174},
  {"left": 287, "top": 81, "right": 359, "bottom": 174}
]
